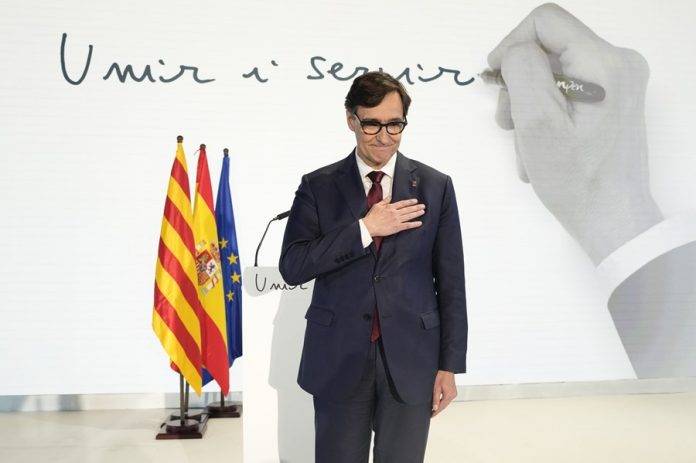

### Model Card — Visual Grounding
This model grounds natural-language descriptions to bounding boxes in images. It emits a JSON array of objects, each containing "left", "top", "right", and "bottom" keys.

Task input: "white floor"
[
  {"left": 0, "top": 408, "right": 243, "bottom": 463},
  {"left": 1, "top": 392, "right": 695, "bottom": 462},
  {"left": 426, "top": 392, "right": 696, "bottom": 463}
]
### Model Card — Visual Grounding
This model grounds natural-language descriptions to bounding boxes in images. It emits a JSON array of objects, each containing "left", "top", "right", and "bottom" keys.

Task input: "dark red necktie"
[{"left": 366, "top": 170, "right": 385, "bottom": 342}]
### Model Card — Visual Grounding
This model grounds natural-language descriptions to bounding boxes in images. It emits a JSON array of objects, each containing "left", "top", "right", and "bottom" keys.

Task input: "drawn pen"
[{"left": 478, "top": 68, "right": 605, "bottom": 103}]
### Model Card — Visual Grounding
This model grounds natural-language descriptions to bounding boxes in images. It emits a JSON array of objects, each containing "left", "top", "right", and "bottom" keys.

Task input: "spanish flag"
[
  {"left": 193, "top": 144, "right": 230, "bottom": 394},
  {"left": 153, "top": 137, "right": 204, "bottom": 395}
]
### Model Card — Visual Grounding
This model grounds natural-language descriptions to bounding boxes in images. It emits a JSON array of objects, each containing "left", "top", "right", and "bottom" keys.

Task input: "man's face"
[{"left": 346, "top": 91, "right": 405, "bottom": 169}]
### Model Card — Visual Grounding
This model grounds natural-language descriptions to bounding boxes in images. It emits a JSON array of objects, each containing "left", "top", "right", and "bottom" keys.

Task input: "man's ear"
[{"left": 346, "top": 109, "right": 356, "bottom": 132}]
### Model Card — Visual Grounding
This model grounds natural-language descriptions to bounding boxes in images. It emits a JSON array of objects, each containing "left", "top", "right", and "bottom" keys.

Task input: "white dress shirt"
[{"left": 355, "top": 147, "right": 397, "bottom": 248}]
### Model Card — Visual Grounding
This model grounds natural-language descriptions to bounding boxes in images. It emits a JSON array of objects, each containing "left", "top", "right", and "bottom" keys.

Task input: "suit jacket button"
[
  {"left": 362, "top": 313, "right": 372, "bottom": 321},
  {"left": 373, "top": 275, "right": 381, "bottom": 283}
]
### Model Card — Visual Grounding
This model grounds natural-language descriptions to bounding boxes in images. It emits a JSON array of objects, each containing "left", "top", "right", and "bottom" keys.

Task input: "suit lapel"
[
  {"left": 334, "top": 148, "right": 368, "bottom": 221},
  {"left": 378, "top": 151, "right": 419, "bottom": 262}
]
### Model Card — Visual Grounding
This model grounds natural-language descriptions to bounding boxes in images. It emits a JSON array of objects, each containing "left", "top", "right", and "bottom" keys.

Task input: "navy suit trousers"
[{"left": 313, "top": 339, "right": 432, "bottom": 463}]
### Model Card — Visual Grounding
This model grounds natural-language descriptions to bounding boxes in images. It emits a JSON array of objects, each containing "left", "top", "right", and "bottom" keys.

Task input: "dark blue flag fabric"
[{"left": 203, "top": 152, "right": 243, "bottom": 386}]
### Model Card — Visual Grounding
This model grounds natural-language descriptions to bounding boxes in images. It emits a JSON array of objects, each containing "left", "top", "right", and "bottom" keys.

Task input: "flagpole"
[
  {"left": 221, "top": 148, "right": 229, "bottom": 414},
  {"left": 179, "top": 374, "right": 186, "bottom": 426},
  {"left": 182, "top": 379, "right": 204, "bottom": 421},
  {"left": 184, "top": 380, "right": 190, "bottom": 418}
]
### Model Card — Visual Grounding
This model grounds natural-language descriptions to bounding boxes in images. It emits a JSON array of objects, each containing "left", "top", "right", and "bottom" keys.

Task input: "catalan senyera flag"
[
  {"left": 192, "top": 144, "right": 230, "bottom": 394},
  {"left": 153, "top": 139, "right": 204, "bottom": 396}
]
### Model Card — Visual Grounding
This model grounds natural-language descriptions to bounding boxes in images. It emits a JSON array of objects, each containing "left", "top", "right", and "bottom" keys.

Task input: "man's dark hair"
[{"left": 344, "top": 71, "right": 412, "bottom": 117}]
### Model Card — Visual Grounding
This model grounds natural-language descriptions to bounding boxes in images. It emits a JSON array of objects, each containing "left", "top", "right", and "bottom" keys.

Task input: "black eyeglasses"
[{"left": 353, "top": 111, "right": 408, "bottom": 135}]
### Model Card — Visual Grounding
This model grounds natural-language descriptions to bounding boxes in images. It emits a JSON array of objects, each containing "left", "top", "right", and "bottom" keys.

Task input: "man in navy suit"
[{"left": 279, "top": 71, "right": 468, "bottom": 463}]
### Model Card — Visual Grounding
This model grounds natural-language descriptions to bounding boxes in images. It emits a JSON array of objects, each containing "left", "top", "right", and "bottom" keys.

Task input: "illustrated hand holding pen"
[{"left": 483, "top": 2, "right": 663, "bottom": 265}]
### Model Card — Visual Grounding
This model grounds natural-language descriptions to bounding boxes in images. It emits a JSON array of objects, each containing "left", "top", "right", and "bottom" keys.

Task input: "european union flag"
[{"left": 203, "top": 150, "right": 242, "bottom": 387}]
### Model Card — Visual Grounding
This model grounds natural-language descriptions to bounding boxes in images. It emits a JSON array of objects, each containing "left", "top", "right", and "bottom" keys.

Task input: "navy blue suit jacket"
[{"left": 279, "top": 149, "right": 468, "bottom": 404}]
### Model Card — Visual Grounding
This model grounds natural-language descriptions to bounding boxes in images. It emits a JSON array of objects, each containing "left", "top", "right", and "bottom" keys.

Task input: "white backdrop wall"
[{"left": 2, "top": 1, "right": 696, "bottom": 460}]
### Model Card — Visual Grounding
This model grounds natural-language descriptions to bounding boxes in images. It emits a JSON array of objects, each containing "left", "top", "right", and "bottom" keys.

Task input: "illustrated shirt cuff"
[{"left": 596, "top": 212, "right": 696, "bottom": 298}]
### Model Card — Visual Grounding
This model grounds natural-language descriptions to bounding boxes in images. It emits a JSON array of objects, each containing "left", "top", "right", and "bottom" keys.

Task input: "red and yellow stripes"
[
  {"left": 193, "top": 145, "right": 230, "bottom": 394},
  {"left": 153, "top": 142, "right": 203, "bottom": 395}
]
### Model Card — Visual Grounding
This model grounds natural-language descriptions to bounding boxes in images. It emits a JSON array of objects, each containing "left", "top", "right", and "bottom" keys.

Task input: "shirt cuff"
[
  {"left": 358, "top": 219, "right": 373, "bottom": 248},
  {"left": 596, "top": 212, "right": 696, "bottom": 298}
]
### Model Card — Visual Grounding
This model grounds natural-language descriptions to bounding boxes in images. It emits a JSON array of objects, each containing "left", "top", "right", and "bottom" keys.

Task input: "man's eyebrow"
[{"left": 362, "top": 117, "right": 405, "bottom": 123}]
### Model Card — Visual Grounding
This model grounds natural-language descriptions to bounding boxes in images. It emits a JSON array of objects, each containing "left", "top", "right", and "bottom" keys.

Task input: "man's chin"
[{"left": 369, "top": 148, "right": 397, "bottom": 163}]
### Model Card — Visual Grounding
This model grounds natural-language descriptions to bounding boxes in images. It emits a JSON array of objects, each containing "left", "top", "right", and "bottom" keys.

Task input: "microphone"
[{"left": 255, "top": 210, "right": 290, "bottom": 267}]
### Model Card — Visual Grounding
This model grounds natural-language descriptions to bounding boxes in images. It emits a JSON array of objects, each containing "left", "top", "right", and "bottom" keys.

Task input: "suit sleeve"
[
  {"left": 433, "top": 176, "right": 468, "bottom": 373},
  {"left": 279, "top": 174, "right": 370, "bottom": 286}
]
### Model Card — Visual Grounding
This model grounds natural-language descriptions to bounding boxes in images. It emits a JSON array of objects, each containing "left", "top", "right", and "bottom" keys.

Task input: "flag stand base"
[
  {"left": 156, "top": 412, "right": 210, "bottom": 439},
  {"left": 206, "top": 402, "right": 241, "bottom": 418},
  {"left": 206, "top": 389, "right": 242, "bottom": 418}
]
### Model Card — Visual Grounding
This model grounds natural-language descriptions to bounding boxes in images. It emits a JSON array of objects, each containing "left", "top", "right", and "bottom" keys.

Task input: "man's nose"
[{"left": 376, "top": 128, "right": 391, "bottom": 143}]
